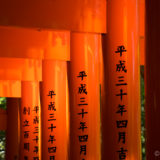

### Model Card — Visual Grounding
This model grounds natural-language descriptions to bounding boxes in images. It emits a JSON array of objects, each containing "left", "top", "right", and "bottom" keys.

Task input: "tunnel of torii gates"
[{"left": 0, "top": 0, "right": 159, "bottom": 160}]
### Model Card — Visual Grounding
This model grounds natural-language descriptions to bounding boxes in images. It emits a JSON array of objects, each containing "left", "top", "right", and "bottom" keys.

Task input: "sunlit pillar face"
[
  {"left": 69, "top": 32, "right": 101, "bottom": 160},
  {"left": 20, "top": 81, "right": 41, "bottom": 160},
  {"left": 102, "top": 0, "right": 141, "bottom": 159},
  {"left": 41, "top": 60, "right": 68, "bottom": 160}
]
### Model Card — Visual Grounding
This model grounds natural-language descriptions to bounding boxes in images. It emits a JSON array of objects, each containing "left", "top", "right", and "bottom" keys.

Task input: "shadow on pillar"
[{"left": 6, "top": 98, "right": 20, "bottom": 160}]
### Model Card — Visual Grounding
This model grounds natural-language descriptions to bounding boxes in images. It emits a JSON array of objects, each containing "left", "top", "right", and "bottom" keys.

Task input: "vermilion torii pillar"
[
  {"left": 41, "top": 60, "right": 68, "bottom": 160},
  {"left": 102, "top": 0, "right": 141, "bottom": 159},
  {"left": 69, "top": 33, "right": 101, "bottom": 160},
  {"left": 145, "top": 0, "right": 160, "bottom": 159},
  {"left": 40, "top": 31, "right": 70, "bottom": 160},
  {"left": 20, "top": 81, "right": 41, "bottom": 160}
]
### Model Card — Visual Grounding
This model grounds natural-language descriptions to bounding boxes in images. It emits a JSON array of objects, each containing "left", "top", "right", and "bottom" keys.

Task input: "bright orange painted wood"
[
  {"left": 69, "top": 33, "right": 101, "bottom": 160},
  {"left": 139, "top": 0, "right": 145, "bottom": 66},
  {"left": 102, "top": 0, "right": 141, "bottom": 159},
  {"left": 145, "top": 0, "right": 160, "bottom": 159},
  {"left": 0, "top": 58, "right": 42, "bottom": 81},
  {"left": 20, "top": 81, "right": 41, "bottom": 160},
  {"left": 0, "top": 0, "right": 106, "bottom": 33},
  {"left": 0, "top": 80, "right": 21, "bottom": 97},
  {"left": 0, "top": 27, "right": 70, "bottom": 60},
  {"left": 41, "top": 60, "right": 68, "bottom": 160},
  {"left": 6, "top": 98, "right": 20, "bottom": 160},
  {"left": 139, "top": 37, "right": 145, "bottom": 66},
  {"left": 139, "top": 0, "right": 145, "bottom": 38}
]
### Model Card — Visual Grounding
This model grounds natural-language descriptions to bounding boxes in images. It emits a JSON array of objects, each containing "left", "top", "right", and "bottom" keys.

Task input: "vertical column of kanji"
[
  {"left": 145, "top": 0, "right": 160, "bottom": 159},
  {"left": 102, "top": 0, "right": 141, "bottom": 159},
  {"left": 20, "top": 81, "right": 41, "bottom": 160},
  {"left": 69, "top": 33, "right": 101, "bottom": 160},
  {"left": 41, "top": 60, "right": 67, "bottom": 160}
]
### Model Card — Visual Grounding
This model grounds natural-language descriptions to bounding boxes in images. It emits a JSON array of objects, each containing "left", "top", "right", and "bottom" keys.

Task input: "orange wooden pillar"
[
  {"left": 0, "top": 56, "right": 42, "bottom": 160},
  {"left": 20, "top": 81, "right": 41, "bottom": 160},
  {"left": 40, "top": 31, "right": 70, "bottom": 160},
  {"left": 139, "top": 0, "right": 145, "bottom": 66},
  {"left": 145, "top": 0, "right": 160, "bottom": 159},
  {"left": 6, "top": 98, "right": 20, "bottom": 160},
  {"left": 102, "top": 0, "right": 141, "bottom": 159},
  {"left": 41, "top": 60, "right": 68, "bottom": 160},
  {"left": 69, "top": 33, "right": 101, "bottom": 160}
]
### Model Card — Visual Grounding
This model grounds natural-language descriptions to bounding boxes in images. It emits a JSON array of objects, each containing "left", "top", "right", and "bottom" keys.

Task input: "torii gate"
[{"left": 0, "top": 0, "right": 151, "bottom": 160}]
